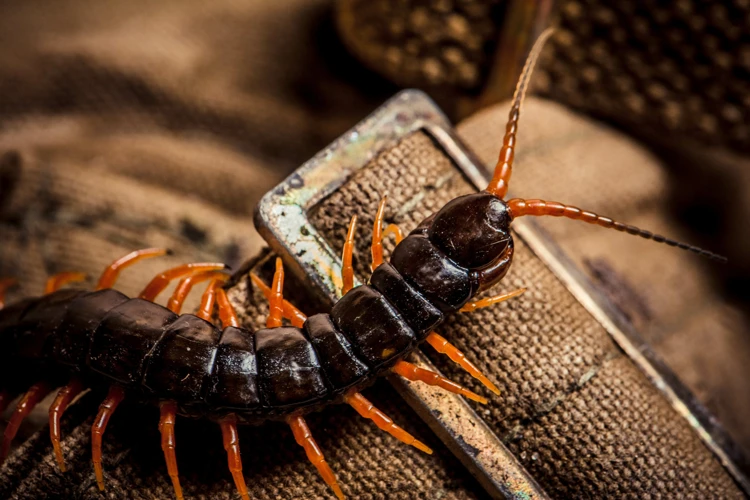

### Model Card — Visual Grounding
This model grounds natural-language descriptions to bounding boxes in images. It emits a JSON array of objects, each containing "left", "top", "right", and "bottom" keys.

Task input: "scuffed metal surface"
[
  {"left": 254, "top": 89, "right": 750, "bottom": 496},
  {"left": 255, "top": 90, "right": 549, "bottom": 500}
]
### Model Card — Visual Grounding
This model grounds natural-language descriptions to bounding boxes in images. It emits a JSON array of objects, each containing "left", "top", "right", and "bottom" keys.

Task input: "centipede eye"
[{"left": 428, "top": 192, "right": 512, "bottom": 269}]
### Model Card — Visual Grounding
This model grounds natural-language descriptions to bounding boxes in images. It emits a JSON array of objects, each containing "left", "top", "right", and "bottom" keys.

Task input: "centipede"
[{"left": 0, "top": 29, "right": 726, "bottom": 500}]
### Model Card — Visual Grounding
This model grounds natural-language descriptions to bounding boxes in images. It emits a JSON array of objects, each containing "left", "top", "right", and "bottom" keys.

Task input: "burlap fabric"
[{"left": 0, "top": 1, "right": 747, "bottom": 498}]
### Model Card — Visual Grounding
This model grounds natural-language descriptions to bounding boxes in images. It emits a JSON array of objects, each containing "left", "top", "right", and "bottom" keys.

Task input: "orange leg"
[
  {"left": 159, "top": 401, "right": 184, "bottom": 500},
  {"left": 0, "top": 278, "right": 18, "bottom": 309},
  {"left": 0, "top": 382, "right": 52, "bottom": 463},
  {"left": 167, "top": 271, "right": 228, "bottom": 314},
  {"left": 266, "top": 258, "right": 285, "bottom": 328},
  {"left": 96, "top": 248, "right": 171, "bottom": 290},
  {"left": 219, "top": 414, "right": 250, "bottom": 500},
  {"left": 382, "top": 224, "right": 403, "bottom": 245},
  {"left": 341, "top": 215, "right": 357, "bottom": 294},
  {"left": 392, "top": 360, "right": 488, "bottom": 404},
  {"left": 250, "top": 274, "right": 306, "bottom": 328},
  {"left": 459, "top": 288, "right": 526, "bottom": 313},
  {"left": 92, "top": 385, "right": 126, "bottom": 491},
  {"left": 49, "top": 377, "right": 85, "bottom": 472},
  {"left": 370, "top": 197, "right": 404, "bottom": 272},
  {"left": 288, "top": 415, "right": 344, "bottom": 500},
  {"left": 139, "top": 262, "right": 228, "bottom": 302},
  {"left": 44, "top": 272, "right": 87, "bottom": 295},
  {"left": 344, "top": 392, "right": 432, "bottom": 454},
  {"left": 196, "top": 278, "right": 222, "bottom": 321},
  {"left": 425, "top": 332, "right": 500, "bottom": 395},
  {"left": 216, "top": 287, "right": 241, "bottom": 329}
]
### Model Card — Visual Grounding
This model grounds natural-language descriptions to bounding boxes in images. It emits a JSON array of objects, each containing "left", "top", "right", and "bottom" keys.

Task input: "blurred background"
[{"left": 0, "top": 0, "right": 748, "bottom": 492}]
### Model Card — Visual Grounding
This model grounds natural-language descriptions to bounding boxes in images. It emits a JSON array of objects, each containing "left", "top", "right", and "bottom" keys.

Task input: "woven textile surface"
[{"left": 310, "top": 128, "right": 742, "bottom": 498}]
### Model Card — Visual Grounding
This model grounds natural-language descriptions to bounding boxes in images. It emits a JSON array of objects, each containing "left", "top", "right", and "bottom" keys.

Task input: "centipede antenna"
[
  {"left": 92, "top": 385, "right": 126, "bottom": 491},
  {"left": 45, "top": 272, "right": 87, "bottom": 295},
  {"left": 96, "top": 248, "right": 171, "bottom": 290},
  {"left": 288, "top": 415, "right": 345, "bottom": 500},
  {"left": 0, "top": 382, "right": 51, "bottom": 463},
  {"left": 0, "top": 278, "right": 18, "bottom": 309},
  {"left": 392, "top": 360, "right": 489, "bottom": 404},
  {"left": 167, "top": 271, "right": 228, "bottom": 314},
  {"left": 267, "top": 258, "right": 285, "bottom": 328},
  {"left": 250, "top": 273, "right": 308, "bottom": 328},
  {"left": 159, "top": 401, "right": 184, "bottom": 500},
  {"left": 486, "top": 28, "right": 554, "bottom": 199},
  {"left": 219, "top": 414, "right": 250, "bottom": 500},
  {"left": 507, "top": 198, "right": 728, "bottom": 263},
  {"left": 139, "top": 262, "right": 229, "bottom": 301},
  {"left": 345, "top": 392, "right": 432, "bottom": 454},
  {"left": 49, "top": 377, "right": 85, "bottom": 472},
  {"left": 459, "top": 288, "right": 526, "bottom": 313},
  {"left": 342, "top": 215, "right": 357, "bottom": 294},
  {"left": 425, "top": 332, "right": 500, "bottom": 395},
  {"left": 216, "top": 287, "right": 241, "bottom": 328}
]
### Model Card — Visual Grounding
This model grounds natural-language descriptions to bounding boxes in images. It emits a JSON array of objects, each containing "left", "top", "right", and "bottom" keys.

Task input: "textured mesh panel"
[{"left": 536, "top": 1, "right": 750, "bottom": 153}]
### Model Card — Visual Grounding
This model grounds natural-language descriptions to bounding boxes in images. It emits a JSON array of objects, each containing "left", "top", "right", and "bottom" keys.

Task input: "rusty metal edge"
[
  {"left": 255, "top": 88, "right": 750, "bottom": 497},
  {"left": 255, "top": 89, "right": 550, "bottom": 500}
]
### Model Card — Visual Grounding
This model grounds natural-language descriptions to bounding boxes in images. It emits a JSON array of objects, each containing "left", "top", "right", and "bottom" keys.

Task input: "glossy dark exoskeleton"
[{"left": 0, "top": 192, "right": 515, "bottom": 422}]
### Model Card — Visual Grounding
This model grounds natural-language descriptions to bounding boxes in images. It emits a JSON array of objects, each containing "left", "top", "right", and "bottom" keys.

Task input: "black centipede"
[{"left": 0, "top": 30, "right": 726, "bottom": 500}]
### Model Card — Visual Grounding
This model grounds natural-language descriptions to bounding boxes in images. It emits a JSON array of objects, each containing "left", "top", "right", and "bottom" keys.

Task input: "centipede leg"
[
  {"left": 44, "top": 272, "right": 87, "bottom": 295},
  {"left": 425, "top": 332, "right": 500, "bottom": 395},
  {"left": 344, "top": 392, "right": 432, "bottom": 454},
  {"left": 167, "top": 270, "right": 228, "bottom": 314},
  {"left": 288, "top": 415, "right": 344, "bottom": 500},
  {"left": 216, "top": 287, "right": 241, "bottom": 329},
  {"left": 341, "top": 215, "right": 357, "bottom": 294},
  {"left": 266, "top": 258, "right": 285, "bottom": 328},
  {"left": 159, "top": 401, "right": 184, "bottom": 500},
  {"left": 96, "top": 248, "right": 171, "bottom": 290},
  {"left": 371, "top": 197, "right": 404, "bottom": 271},
  {"left": 0, "top": 382, "right": 52, "bottom": 463},
  {"left": 0, "top": 278, "right": 18, "bottom": 309},
  {"left": 392, "top": 360, "right": 488, "bottom": 404},
  {"left": 459, "top": 288, "right": 526, "bottom": 313},
  {"left": 49, "top": 377, "right": 85, "bottom": 472},
  {"left": 219, "top": 414, "right": 250, "bottom": 500},
  {"left": 92, "top": 385, "right": 125, "bottom": 491},
  {"left": 196, "top": 278, "right": 221, "bottom": 321},
  {"left": 139, "top": 262, "right": 228, "bottom": 301},
  {"left": 250, "top": 273, "right": 307, "bottom": 327}
]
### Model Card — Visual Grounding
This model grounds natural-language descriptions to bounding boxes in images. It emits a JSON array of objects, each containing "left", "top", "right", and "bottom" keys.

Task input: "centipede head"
[{"left": 428, "top": 192, "right": 515, "bottom": 291}]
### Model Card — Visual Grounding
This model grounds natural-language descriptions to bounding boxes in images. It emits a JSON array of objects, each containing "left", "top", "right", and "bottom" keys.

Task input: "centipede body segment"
[{"left": 0, "top": 28, "right": 725, "bottom": 500}]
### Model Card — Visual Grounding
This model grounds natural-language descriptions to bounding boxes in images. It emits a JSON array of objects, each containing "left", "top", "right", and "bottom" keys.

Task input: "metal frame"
[{"left": 255, "top": 90, "right": 749, "bottom": 497}]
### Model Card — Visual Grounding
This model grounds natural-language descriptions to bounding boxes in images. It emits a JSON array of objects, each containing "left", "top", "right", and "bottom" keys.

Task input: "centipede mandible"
[{"left": 0, "top": 29, "right": 726, "bottom": 500}]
